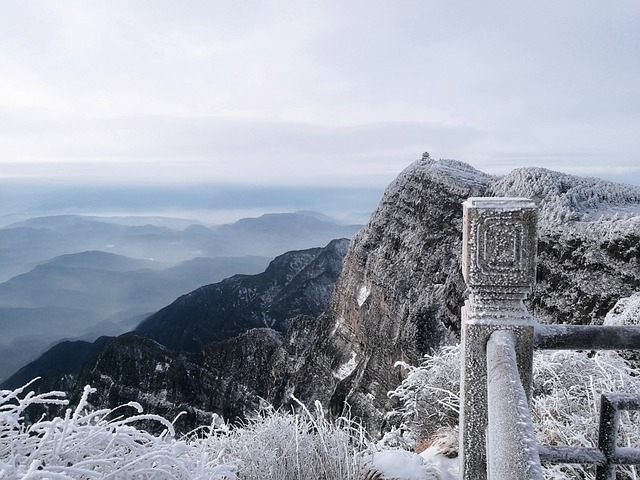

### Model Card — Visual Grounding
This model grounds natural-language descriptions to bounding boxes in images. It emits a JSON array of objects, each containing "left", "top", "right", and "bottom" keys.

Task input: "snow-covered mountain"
[
  {"left": 5, "top": 157, "right": 639, "bottom": 437},
  {"left": 267, "top": 158, "right": 640, "bottom": 432}
]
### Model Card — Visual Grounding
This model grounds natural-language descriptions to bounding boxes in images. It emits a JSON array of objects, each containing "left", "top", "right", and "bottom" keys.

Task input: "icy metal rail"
[
  {"left": 535, "top": 324, "right": 640, "bottom": 350},
  {"left": 595, "top": 393, "right": 640, "bottom": 480},
  {"left": 486, "top": 330, "right": 543, "bottom": 479},
  {"left": 537, "top": 394, "right": 640, "bottom": 478}
]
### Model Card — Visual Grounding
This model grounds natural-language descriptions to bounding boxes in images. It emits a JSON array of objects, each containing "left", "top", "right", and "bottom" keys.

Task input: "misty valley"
[
  {"left": 2, "top": 158, "right": 640, "bottom": 479},
  {"left": 0, "top": 212, "right": 361, "bottom": 383}
]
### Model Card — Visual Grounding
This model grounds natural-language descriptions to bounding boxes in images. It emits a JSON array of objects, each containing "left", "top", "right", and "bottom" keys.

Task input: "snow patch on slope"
[
  {"left": 357, "top": 284, "right": 371, "bottom": 307},
  {"left": 334, "top": 351, "right": 358, "bottom": 380},
  {"left": 604, "top": 292, "right": 640, "bottom": 326},
  {"left": 363, "top": 449, "right": 457, "bottom": 480}
]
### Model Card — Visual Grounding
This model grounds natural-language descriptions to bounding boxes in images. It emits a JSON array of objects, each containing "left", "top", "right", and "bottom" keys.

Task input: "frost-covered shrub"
[
  {"left": 533, "top": 350, "right": 640, "bottom": 480},
  {"left": 1, "top": 379, "right": 239, "bottom": 479},
  {"left": 386, "top": 345, "right": 460, "bottom": 445},
  {"left": 387, "top": 344, "right": 640, "bottom": 480},
  {"left": 197, "top": 398, "right": 370, "bottom": 480},
  {"left": 1, "top": 380, "right": 370, "bottom": 479}
]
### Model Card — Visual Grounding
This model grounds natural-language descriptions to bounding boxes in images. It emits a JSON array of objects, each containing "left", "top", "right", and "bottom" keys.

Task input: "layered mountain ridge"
[
  {"left": 7, "top": 158, "right": 639, "bottom": 436},
  {"left": 0, "top": 211, "right": 361, "bottom": 382},
  {"left": 272, "top": 159, "right": 640, "bottom": 430},
  {"left": 3, "top": 239, "right": 351, "bottom": 430},
  {"left": 135, "top": 238, "right": 350, "bottom": 352}
]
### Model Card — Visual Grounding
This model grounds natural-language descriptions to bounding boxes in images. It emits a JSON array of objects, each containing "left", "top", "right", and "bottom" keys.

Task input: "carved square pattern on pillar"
[
  {"left": 479, "top": 218, "right": 523, "bottom": 274},
  {"left": 462, "top": 197, "right": 537, "bottom": 292}
]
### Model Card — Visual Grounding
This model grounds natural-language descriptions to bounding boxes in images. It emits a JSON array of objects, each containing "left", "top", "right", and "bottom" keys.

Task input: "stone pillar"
[{"left": 459, "top": 197, "right": 538, "bottom": 480}]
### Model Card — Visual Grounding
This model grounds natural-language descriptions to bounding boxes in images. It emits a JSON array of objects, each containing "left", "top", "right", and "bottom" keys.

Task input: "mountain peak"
[
  {"left": 270, "top": 158, "right": 640, "bottom": 433},
  {"left": 135, "top": 239, "right": 350, "bottom": 352},
  {"left": 489, "top": 166, "right": 640, "bottom": 226}
]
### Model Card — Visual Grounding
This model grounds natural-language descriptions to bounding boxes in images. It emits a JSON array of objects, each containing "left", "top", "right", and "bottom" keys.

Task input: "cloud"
[
  {"left": 0, "top": 0, "right": 638, "bottom": 187},
  {"left": 0, "top": 113, "right": 484, "bottom": 186}
]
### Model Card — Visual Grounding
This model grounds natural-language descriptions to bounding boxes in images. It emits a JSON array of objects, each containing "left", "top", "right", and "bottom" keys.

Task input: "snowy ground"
[{"left": 3, "top": 294, "right": 640, "bottom": 479}]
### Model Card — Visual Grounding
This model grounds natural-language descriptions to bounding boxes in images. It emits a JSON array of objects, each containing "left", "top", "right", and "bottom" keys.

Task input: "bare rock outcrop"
[
  {"left": 268, "top": 158, "right": 493, "bottom": 429},
  {"left": 268, "top": 158, "right": 640, "bottom": 433}
]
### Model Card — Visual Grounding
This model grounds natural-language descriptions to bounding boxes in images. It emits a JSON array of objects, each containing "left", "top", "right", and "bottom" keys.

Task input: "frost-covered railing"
[{"left": 459, "top": 197, "right": 640, "bottom": 480}]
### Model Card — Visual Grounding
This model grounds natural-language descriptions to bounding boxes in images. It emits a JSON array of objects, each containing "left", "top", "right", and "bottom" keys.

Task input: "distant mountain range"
[
  {"left": 1, "top": 211, "right": 361, "bottom": 281},
  {"left": 0, "top": 212, "right": 361, "bottom": 382},
  {"left": 3, "top": 239, "right": 350, "bottom": 430},
  {"left": 4, "top": 158, "right": 639, "bottom": 436},
  {"left": 136, "top": 239, "right": 350, "bottom": 351}
]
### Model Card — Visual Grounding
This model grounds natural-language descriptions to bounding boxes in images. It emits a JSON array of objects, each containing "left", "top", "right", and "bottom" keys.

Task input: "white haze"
[{"left": 0, "top": 1, "right": 639, "bottom": 188}]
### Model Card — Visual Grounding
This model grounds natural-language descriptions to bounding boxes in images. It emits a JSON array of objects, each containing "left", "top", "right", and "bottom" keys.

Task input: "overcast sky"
[{"left": 1, "top": 0, "right": 639, "bottom": 188}]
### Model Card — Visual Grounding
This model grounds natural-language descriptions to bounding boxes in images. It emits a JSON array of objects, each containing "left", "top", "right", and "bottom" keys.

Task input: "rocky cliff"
[
  {"left": 267, "top": 158, "right": 640, "bottom": 432},
  {"left": 71, "top": 328, "right": 283, "bottom": 432},
  {"left": 9, "top": 157, "right": 639, "bottom": 437},
  {"left": 267, "top": 159, "right": 493, "bottom": 428},
  {"left": 135, "top": 238, "right": 349, "bottom": 351}
]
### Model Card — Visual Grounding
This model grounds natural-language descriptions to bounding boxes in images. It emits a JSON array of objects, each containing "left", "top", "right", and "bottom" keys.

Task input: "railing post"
[{"left": 460, "top": 197, "right": 538, "bottom": 480}]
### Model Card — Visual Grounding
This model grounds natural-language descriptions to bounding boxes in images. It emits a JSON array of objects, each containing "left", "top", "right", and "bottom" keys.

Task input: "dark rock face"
[
  {"left": 72, "top": 329, "right": 282, "bottom": 432},
  {"left": 135, "top": 238, "right": 350, "bottom": 351},
  {"left": 266, "top": 159, "right": 640, "bottom": 433},
  {"left": 534, "top": 233, "right": 640, "bottom": 325}
]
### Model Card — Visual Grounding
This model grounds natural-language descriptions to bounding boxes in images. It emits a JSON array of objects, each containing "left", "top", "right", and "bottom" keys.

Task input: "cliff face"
[
  {"left": 267, "top": 159, "right": 493, "bottom": 428},
  {"left": 73, "top": 329, "right": 282, "bottom": 432},
  {"left": 267, "top": 158, "right": 640, "bottom": 432}
]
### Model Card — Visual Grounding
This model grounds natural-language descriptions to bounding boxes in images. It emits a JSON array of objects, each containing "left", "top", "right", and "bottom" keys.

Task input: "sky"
[{"left": 1, "top": 0, "right": 640, "bottom": 192}]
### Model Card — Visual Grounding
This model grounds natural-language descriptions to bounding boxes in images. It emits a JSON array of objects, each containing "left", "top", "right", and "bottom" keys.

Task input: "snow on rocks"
[
  {"left": 604, "top": 292, "right": 640, "bottom": 326},
  {"left": 361, "top": 449, "right": 457, "bottom": 480},
  {"left": 420, "top": 445, "right": 459, "bottom": 480},
  {"left": 334, "top": 351, "right": 358, "bottom": 380},
  {"left": 357, "top": 284, "right": 371, "bottom": 307}
]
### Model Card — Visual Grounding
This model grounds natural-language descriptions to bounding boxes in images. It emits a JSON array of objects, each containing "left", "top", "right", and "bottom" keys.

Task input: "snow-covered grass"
[
  {"left": 1, "top": 381, "right": 371, "bottom": 479},
  {"left": 388, "top": 344, "right": 640, "bottom": 480},
  {"left": 193, "top": 398, "right": 370, "bottom": 479},
  {"left": 534, "top": 350, "right": 640, "bottom": 480},
  {"left": 0, "top": 379, "right": 237, "bottom": 479}
]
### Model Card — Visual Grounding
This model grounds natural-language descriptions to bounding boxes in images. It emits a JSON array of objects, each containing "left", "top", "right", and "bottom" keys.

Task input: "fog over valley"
[
  {"left": 0, "top": 204, "right": 364, "bottom": 383},
  {"left": 0, "top": 182, "right": 382, "bottom": 227}
]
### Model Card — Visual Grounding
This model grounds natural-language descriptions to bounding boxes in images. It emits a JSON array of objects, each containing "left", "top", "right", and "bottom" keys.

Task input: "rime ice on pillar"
[{"left": 459, "top": 197, "right": 538, "bottom": 480}]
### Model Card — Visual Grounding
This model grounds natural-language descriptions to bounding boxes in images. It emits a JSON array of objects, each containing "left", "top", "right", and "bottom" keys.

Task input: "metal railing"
[{"left": 459, "top": 197, "right": 640, "bottom": 480}]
